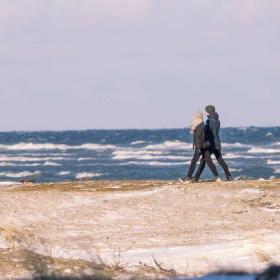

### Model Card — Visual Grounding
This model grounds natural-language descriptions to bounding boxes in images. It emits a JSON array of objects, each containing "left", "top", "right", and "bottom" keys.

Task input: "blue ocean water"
[{"left": 0, "top": 127, "right": 279, "bottom": 184}]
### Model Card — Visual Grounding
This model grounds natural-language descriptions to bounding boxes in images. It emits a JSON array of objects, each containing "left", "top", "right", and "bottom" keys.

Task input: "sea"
[{"left": 0, "top": 127, "right": 279, "bottom": 184}]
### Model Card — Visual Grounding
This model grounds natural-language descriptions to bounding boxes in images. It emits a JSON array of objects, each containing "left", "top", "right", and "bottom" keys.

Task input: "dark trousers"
[
  {"left": 212, "top": 149, "right": 232, "bottom": 177},
  {"left": 194, "top": 149, "right": 231, "bottom": 180},
  {"left": 194, "top": 150, "right": 218, "bottom": 180},
  {"left": 186, "top": 149, "right": 201, "bottom": 178}
]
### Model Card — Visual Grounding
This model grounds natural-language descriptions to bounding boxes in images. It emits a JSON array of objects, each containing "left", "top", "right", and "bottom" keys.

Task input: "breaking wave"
[
  {"left": 75, "top": 172, "right": 105, "bottom": 179},
  {"left": 131, "top": 140, "right": 147, "bottom": 145},
  {"left": 0, "top": 171, "right": 41, "bottom": 178},
  {"left": 143, "top": 141, "right": 193, "bottom": 150},
  {"left": 0, "top": 142, "right": 116, "bottom": 151},
  {"left": 0, "top": 181, "right": 21, "bottom": 186},
  {"left": 267, "top": 159, "right": 280, "bottom": 165},
  {"left": 0, "top": 156, "right": 67, "bottom": 162},
  {"left": 248, "top": 147, "right": 280, "bottom": 154},
  {"left": 119, "top": 161, "right": 188, "bottom": 166},
  {"left": 112, "top": 149, "right": 189, "bottom": 161},
  {"left": 222, "top": 143, "right": 251, "bottom": 148},
  {"left": 59, "top": 171, "right": 71, "bottom": 176}
]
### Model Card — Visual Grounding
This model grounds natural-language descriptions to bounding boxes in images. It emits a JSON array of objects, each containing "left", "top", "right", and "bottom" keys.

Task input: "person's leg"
[
  {"left": 213, "top": 149, "right": 232, "bottom": 179},
  {"left": 204, "top": 151, "right": 219, "bottom": 177},
  {"left": 186, "top": 149, "right": 201, "bottom": 178},
  {"left": 193, "top": 155, "right": 206, "bottom": 182}
]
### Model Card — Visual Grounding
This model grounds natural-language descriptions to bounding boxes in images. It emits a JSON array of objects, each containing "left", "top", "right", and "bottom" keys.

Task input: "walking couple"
[{"left": 181, "top": 105, "right": 233, "bottom": 183}]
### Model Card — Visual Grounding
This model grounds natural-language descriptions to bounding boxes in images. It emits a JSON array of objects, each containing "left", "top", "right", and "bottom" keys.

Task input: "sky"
[{"left": 0, "top": 0, "right": 279, "bottom": 131}]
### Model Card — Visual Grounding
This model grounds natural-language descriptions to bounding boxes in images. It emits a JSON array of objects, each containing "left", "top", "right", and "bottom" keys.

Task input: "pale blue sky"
[{"left": 0, "top": 0, "right": 279, "bottom": 131}]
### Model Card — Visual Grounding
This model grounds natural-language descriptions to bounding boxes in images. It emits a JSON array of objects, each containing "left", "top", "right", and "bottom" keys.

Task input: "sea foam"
[
  {"left": 0, "top": 142, "right": 116, "bottom": 151},
  {"left": 0, "top": 171, "right": 41, "bottom": 178},
  {"left": 75, "top": 172, "right": 104, "bottom": 179}
]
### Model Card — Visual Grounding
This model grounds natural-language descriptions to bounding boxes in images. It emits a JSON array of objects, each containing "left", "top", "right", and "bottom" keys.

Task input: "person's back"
[
  {"left": 193, "top": 122, "right": 204, "bottom": 150},
  {"left": 205, "top": 110, "right": 221, "bottom": 151},
  {"left": 205, "top": 105, "right": 233, "bottom": 181}
]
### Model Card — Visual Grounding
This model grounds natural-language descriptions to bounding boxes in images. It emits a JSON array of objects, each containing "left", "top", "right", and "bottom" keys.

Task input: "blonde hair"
[{"left": 190, "top": 111, "right": 204, "bottom": 133}]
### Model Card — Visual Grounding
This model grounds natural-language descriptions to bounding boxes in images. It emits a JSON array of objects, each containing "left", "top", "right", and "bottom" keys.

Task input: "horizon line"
[{"left": 0, "top": 125, "right": 279, "bottom": 133}]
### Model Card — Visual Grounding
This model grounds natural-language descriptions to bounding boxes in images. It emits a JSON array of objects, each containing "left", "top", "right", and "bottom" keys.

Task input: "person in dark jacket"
[
  {"left": 193, "top": 105, "right": 233, "bottom": 182},
  {"left": 180, "top": 112, "right": 218, "bottom": 182}
]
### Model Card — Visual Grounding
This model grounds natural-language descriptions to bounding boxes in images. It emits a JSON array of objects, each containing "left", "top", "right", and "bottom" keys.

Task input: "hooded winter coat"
[{"left": 205, "top": 113, "right": 222, "bottom": 150}]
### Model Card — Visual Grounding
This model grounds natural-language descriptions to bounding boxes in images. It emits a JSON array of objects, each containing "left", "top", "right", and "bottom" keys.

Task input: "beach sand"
[{"left": 0, "top": 179, "right": 279, "bottom": 279}]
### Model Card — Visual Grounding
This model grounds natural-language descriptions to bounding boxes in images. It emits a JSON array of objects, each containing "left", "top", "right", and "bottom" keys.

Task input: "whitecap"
[
  {"left": 248, "top": 147, "right": 280, "bottom": 154},
  {"left": 0, "top": 142, "right": 116, "bottom": 151},
  {"left": 229, "top": 168, "right": 243, "bottom": 172},
  {"left": 131, "top": 140, "right": 147, "bottom": 145},
  {"left": 0, "top": 181, "right": 21, "bottom": 186},
  {"left": 43, "top": 161, "right": 62, "bottom": 166},
  {"left": 267, "top": 159, "right": 280, "bottom": 165},
  {"left": 119, "top": 161, "right": 188, "bottom": 166},
  {"left": 143, "top": 141, "right": 193, "bottom": 150},
  {"left": 224, "top": 153, "right": 256, "bottom": 159},
  {"left": 78, "top": 157, "right": 93, "bottom": 161},
  {"left": 75, "top": 172, "right": 104, "bottom": 179},
  {"left": 0, "top": 156, "right": 66, "bottom": 162},
  {"left": 112, "top": 149, "right": 189, "bottom": 161},
  {"left": 59, "top": 171, "right": 70, "bottom": 176},
  {"left": 0, "top": 171, "right": 41, "bottom": 178},
  {"left": 0, "top": 162, "right": 41, "bottom": 167},
  {"left": 273, "top": 168, "right": 280, "bottom": 174},
  {"left": 222, "top": 143, "right": 251, "bottom": 148}
]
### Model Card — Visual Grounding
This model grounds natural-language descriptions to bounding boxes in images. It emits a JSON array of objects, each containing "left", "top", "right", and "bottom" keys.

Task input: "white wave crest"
[
  {"left": 222, "top": 143, "right": 251, "bottom": 148},
  {"left": 112, "top": 149, "right": 188, "bottom": 161},
  {"left": 0, "top": 171, "right": 41, "bottom": 178},
  {"left": 144, "top": 141, "right": 193, "bottom": 150},
  {"left": 0, "top": 142, "right": 116, "bottom": 151},
  {"left": 119, "top": 161, "right": 188, "bottom": 166},
  {"left": 0, "top": 181, "right": 21, "bottom": 186},
  {"left": 0, "top": 156, "right": 66, "bottom": 162},
  {"left": 43, "top": 161, "right": 62, "bottom": 166},
  {"left": 224, "top": 153, "right": 256, "bottom": 159},
  {"left": 75, "top": 172, "right": 104, "bottom": 179},
  {"left": 131, "top": 140, "right": 147, "bottom": 145},
  {"left": 267, "top": 159, "right": 280, "bottom": 165},
  {"left": 248, "top": 147, "right": 280, "bottom": 154},
  {"left": 59, "top": 171, "right": 70, "bottom": 176},
  {"left": 274, "top": 168, "right": 280, "bottom": 174},
  {"left": 0, "top": 162, "right": 41, "bottom": 167},
  {"left": 229, "top": 168, "right": 243, "bottom": 172},
  {"left": 78, "top": 158, "right": 93, "bottom": 161}
]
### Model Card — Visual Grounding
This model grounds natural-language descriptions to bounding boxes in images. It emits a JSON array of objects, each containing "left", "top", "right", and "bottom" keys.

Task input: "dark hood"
[{"left": 208, "top": 112, "right": 219, "bottom": 120}]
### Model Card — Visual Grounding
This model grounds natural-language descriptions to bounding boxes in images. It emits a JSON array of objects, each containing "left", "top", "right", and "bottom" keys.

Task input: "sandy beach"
[{"left": 0, "top": 179, "right": 279, "bottom": 279}]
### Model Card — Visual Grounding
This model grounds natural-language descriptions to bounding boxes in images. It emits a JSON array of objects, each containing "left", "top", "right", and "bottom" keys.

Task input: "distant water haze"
[{"left": 0, "top": 0, "right": 279, "bottom": 130}]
